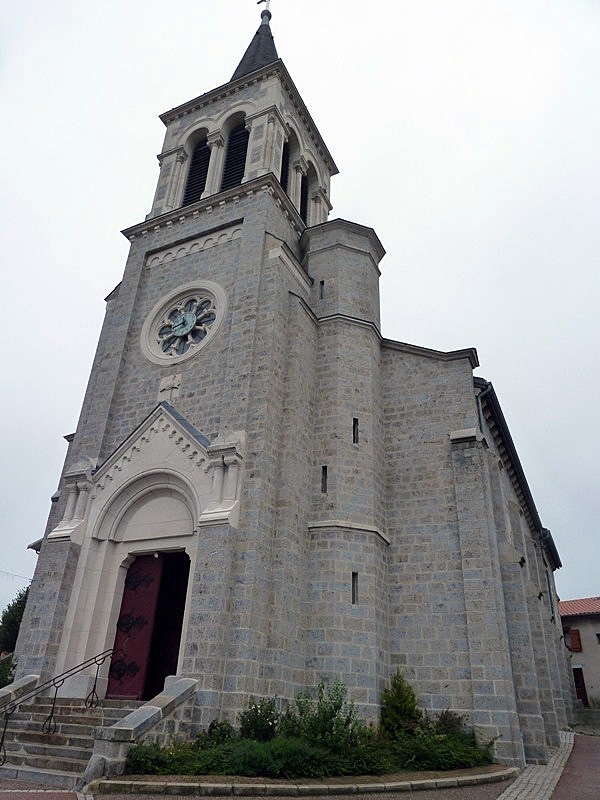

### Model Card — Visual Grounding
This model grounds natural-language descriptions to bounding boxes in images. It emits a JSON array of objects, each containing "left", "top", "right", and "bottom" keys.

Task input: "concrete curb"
[{"left": 88, "top": 767, "right": 520, "bottom": 795}]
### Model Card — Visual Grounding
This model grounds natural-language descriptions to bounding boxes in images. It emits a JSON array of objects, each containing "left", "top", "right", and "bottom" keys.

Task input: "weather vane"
[{"left": 257, "top": 0, "right": 271, "bottom": 10}]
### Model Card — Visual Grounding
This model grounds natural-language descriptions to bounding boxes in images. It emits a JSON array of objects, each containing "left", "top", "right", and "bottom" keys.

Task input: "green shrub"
[
  {"left": 434, "top": 709, "right": 467, "bottom": 735},
  {"left": 126, "top": 742, "right": 171, "bottom": 774},
  {"left": 125, "top": 735, "right": 393, "bottom": 779},
  {"left": 199, "top": 719, "right": 238, "bottom": 747},
  {"left": 239, "top": 696, "right": 279, "bottom": 741},
  {"left": 124, "top": 677, "right": 494, "bottom": 778},
  {"left": 380, "top": 669, "right": 425, "bottom": 738},
  {"left": 0, "top": 655, "right": 15, "bottom": 689},
  {"left": 267, "top": 737, "right": 335, "bottom": 778},
  {"left": 390, "top": 732, "right": 493, "bottom": 771},
  {"left": 0, "top": 587, "right": 29, "bottom": 654},
  {"left": 280, "top": 679, "right": 367, "bottom": 752},
  {"left": 227, "top": 738, "right": 276, "bottom": 776}
]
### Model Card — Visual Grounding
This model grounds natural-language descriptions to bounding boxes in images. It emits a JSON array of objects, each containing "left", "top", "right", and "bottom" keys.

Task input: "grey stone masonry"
[
  {"left": 13, "top": 24, "right": 572, "bottom": 775},
  {"left": 451, "top": 434, "right": 523, "bottom": 765},
  {"left": 15, "top": 539, "right": 80, "bottom": 682}
]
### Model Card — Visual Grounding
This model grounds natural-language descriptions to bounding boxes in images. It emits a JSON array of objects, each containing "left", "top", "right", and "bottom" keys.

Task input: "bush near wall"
[{"left": 126, "top": 676, "right": 492, "bottom": 778}]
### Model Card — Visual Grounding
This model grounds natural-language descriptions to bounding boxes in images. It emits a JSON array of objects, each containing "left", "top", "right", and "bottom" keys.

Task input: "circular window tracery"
[{"left": 141, "top": 281, "right": 226, "bottom": 365}]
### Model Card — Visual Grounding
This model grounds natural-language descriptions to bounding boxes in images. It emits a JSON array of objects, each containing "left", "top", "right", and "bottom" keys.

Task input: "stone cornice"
[
  {"left": 382, "top": 338, "right": 479, "bottom": 369},
  {"left": 318, "top": 314, "right": 382, "bottom": 338},
  {"left": 302, "top": 241, "right": 382, "bottom": 277},
  {"left": 145, "top": 222, "right": 243, "bottom": 269},
  {"left": 308, "top": 520, "right": 390, "bottom": 545},
  {"left": 302, "top": 218, "right": 386, "bottom": 264},
  {"left": 266, "top": 236, "right": 312, "bottom": 295},
  {"left": 246, "top": 104, "right": 287, "bottom": 131},
  {"left": 474, "top": 377, "right": 556, "bottom": 560},
  {"left": 122, "top": 174, "right": 305, "bottom": 241},
  {"left": 158, "top": 60, "right": 338, "bottom": 177}
]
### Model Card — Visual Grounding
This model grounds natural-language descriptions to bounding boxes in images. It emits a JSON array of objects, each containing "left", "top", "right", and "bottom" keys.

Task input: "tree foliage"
[
  {"left": 0, "top": 586, "right": 29, "bottom": 653},
  {"left": 380, "top": 668, "right": 425, "bottom": 737}
]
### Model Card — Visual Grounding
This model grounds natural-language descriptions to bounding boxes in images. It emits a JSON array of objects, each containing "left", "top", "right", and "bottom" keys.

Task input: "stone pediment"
[
  {"left": 48, "top": 404, "right": 244, "bottom": 542},
  {"left": 93, "top": 403, "right": 212, "bottom": 489}
]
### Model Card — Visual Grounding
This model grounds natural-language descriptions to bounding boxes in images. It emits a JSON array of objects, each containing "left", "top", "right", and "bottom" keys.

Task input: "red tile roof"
[{"left": 559, "top": 597, "right": 600, "bottom": 617}]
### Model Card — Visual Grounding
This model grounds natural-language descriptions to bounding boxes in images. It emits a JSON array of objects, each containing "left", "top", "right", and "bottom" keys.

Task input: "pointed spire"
[{"left": 231, "top": 6, "right": 279, "bottom": 82}]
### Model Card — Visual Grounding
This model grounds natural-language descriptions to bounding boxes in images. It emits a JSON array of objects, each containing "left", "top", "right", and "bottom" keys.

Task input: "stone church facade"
[{"left": 15, "top": 9, "right": 571, "bottom": 766}]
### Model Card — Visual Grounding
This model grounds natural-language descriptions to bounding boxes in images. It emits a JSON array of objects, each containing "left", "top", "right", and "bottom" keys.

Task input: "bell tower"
[
  {"left": 16, "top": 6, "right": 386, "bottom": 722},
  {"left": 148, "top": 7, "right": 336, "bottom": 226}
]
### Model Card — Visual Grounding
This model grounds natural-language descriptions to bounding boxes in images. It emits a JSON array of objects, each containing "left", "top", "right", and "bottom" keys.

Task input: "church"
[{"left": 13, "top": 5, "right": 572, "bottom": 770}]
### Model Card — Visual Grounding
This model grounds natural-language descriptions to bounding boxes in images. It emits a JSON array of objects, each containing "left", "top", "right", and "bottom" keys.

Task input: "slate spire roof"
[{"left": 231, "top": 8, "right": 279, "bottom": 81}]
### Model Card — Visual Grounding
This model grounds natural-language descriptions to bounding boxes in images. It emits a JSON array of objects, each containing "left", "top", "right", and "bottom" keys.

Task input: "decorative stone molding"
[
  {"left": 292, "top": 155, "right": 308, "bottom": 177},
  {"left": 158, "top": 373, "right": 181, "bottom": 404},
  {"left": 80, "top": 405, "right": 244, "bottom": 542},
  {"left": 203, "top": 133, "right": 226, "bottom": 197},
  {"left": 124, "top": 176, "right": 305, "bottom": 241},
  {"left": 145, "top": 225, "right": 242, "bottom": 269},
  {"left": 48, "top": 459, "right": 96, "bottom": 540},
  {"left": 94, "top": 412, "right": 208, "bottom": 495},
  {"left": 199, "top": 439, "right": 244, "bottom": 528},
  {"left": 267, "top": 240, "right": 311, "bottom": 296},
  {"left": 450, "top": 428, "right": 481, "bottom": 444},
  {"left": 308, "top": 521, "right": 390, "bottom": 545}
]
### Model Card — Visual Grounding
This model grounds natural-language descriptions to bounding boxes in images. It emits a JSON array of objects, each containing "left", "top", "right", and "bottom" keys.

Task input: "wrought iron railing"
[{"left": 0, "top": 649, "right": 112, "bottom": 766}]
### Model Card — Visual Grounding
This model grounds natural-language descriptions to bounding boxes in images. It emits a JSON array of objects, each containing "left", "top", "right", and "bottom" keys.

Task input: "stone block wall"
[
  {"left": 382, "top": 349, "right": 477, "bottom": 714},
  {"left": 15, "top": 539, "right": 80, "bottom": 681}
]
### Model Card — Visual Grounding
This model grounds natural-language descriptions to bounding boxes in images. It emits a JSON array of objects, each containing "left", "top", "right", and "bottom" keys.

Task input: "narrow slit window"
[
  {"left": 352, "top": 572, "right": 359, "bottom": 605},
  {"left": 319, "top": 280, "right": 325, "bottom": 299},
  {"left": 353, "top": 417, "right": 359, "bottom": 444},
  {"left": 321, "top": 465, "right": 328, "bottom": 494}
]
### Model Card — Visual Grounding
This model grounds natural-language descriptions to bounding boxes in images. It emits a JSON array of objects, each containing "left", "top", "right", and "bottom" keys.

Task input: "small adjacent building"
[{"left": 560, "top": 596, "right": 600, "bottom": 707}]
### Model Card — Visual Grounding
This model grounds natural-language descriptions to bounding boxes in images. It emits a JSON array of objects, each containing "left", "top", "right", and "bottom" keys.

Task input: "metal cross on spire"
[{"left": 257, "top": 0, "right": 271, "bottom": 11}]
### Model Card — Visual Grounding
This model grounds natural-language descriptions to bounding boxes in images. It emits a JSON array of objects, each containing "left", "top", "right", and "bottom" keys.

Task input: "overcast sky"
[{"left": 1, "top": 0, "right": 598, "bottom": 615}]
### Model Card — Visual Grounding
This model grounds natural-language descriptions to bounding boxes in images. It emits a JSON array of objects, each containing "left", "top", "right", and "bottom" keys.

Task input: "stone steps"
[
  {"left": 10, "top": 730, "right": 93, "bottom": 749},
  {"left": 0, "top": 697, "right": 140, "bottom": 789},
  {"left": 0, "top": 762, "right": 81, "bottom": 790}
]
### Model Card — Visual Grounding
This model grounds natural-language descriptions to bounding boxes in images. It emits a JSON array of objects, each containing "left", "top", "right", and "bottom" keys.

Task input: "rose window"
[
  {"left": 157, "top": 295, "right": 217, "bottom": 356},
  {"left": 141, "top": 282, "right": 226, "bottom": 365}
]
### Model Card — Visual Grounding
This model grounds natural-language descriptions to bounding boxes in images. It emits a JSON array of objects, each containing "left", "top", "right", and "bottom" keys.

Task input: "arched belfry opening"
[
  {"left": 300, "top": 162, "right": 319, "bottom": 225},
  {"left": 299, "top": 172, "right": 309, "bottom": 224},
  {"left": 182, "top": 132, "right": 211, "bottom": 206},
  {"left": 280, "top": 130, "right": 299, "bottom": 198},
  {"left": 280, "top": 140, "right": 290, "bottom": 193},
  {"left": 221, "top": 117, "right": 249, "bottom": 191}
]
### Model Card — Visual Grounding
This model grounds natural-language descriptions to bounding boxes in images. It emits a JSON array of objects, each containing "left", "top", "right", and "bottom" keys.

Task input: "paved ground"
[{"left": 551, "top": 733, "right": 600, "bottom": 799}]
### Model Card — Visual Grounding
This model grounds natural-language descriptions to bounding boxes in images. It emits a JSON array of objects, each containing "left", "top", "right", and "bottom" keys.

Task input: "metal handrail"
[{"left": 0, "top": 648, "right": 112, "bottom": 766}]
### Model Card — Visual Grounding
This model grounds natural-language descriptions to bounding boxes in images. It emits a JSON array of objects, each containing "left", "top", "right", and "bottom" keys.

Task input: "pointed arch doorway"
[{"left": 106, "top": 551, "right": 190, "bottom": 701}]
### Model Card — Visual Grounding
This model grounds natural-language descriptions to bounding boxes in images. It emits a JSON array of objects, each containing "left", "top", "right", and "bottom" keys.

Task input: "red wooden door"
[
  {"left": 107, "top": 554, "right": 163, "bottom": 700},
  {"left": 573, "top": 667, "right": 589, "bottom": 707}
]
